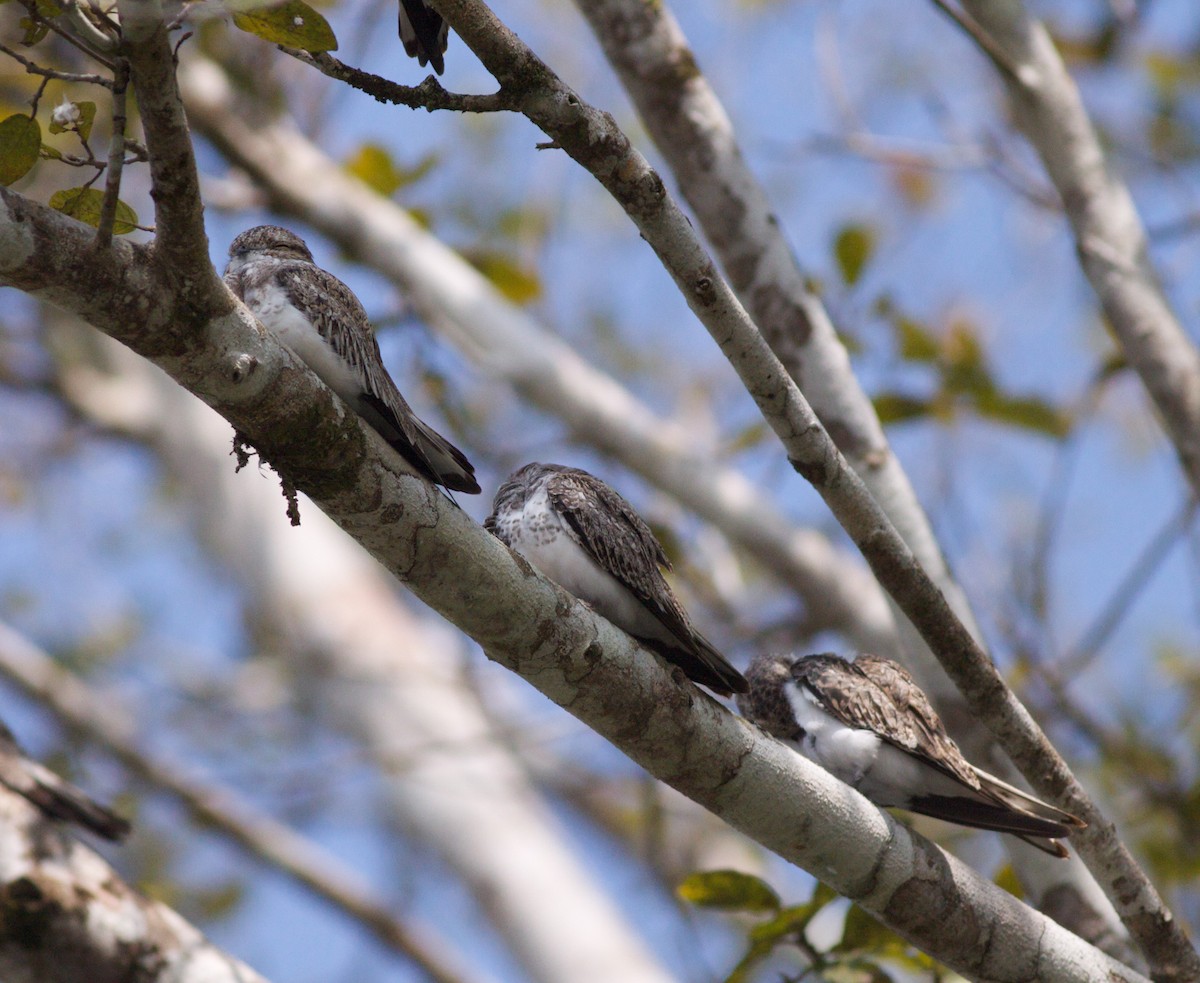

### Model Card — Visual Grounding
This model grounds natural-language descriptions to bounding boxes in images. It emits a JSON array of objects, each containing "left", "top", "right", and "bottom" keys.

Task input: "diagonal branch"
[
  {"left": 953, "top": 0, "right": 1200, "bottom": 505},
  {"left": 412, "top": 0, "right": 1185, "bottom": 973},
  {"left": 563, "top": 3, "right": 1129, "bottom": 951},
  {"left": 0, "top": 786, "right": 270, "bottom": 982},
  {"left": 0, "top": 185, "right": 1149, "bottom": 983},
  {"left": 117, "top": 0, "right": 221, "bottom": 300}
]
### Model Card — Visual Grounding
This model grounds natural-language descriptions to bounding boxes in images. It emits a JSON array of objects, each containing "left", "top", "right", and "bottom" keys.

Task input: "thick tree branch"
[
  {"left": 0, "top": 186, "right": 1148, "bottom": 983},
  {"left": 51, "top": 323, "right": 678, "bottom": 983},
  {"left": 0, "top": 790, "right": 269, "bottom": 983},
  {"left": 955, "top": 0, "right": 1200, "bottom": 505},
  {"left": 408, "top": 0, "right": 1183, "bottom": 971},
  {"left": 0, "top": 620, "right": 487, "bottom": 983}
]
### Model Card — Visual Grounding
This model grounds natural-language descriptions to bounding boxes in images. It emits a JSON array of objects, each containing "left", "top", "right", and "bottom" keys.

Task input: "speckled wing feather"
[
  {"left": 271, "top": 263, "right": 479, "bottom": 493},
  {"left": 794, "top": 654, "right": 981, "bottom": 790},
  {"left": 544, "top": 468, "right": 693, "bottom": 643}
]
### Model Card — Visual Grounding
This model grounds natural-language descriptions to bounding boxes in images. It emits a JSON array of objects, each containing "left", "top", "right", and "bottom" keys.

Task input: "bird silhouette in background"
[
  {"left": 739, "top": 652, "right": 1085, "bottom": 856},
  {"left": 398, "top": 0, "right": 449, "bottom": 74},
  {"left": 0, "top": 721, "right": 129, "bottom": 841},
  {"left": 224, "top": 225, "right": 480, "bottom": 495},
  {"left": 487, "top": 462, "right": 748, "bottom": 697}
]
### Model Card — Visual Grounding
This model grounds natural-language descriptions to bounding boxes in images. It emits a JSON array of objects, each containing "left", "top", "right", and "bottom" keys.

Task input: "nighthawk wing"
[
  {"left": 275, "top": 265, "right": 480, "bottom": 494},
  {"left": 0, "top": 723, "right": 129, "bottom": 840},
  {"left": 545, "top": 468, "right": 746, "bottom": 695},
  {"left": 398, "top": 0, "right": 448, "bottom": 74},
  {"left": 850, "top": 655, "right": 1082, "bottom": 854},
  {"left": 849, "top": 654, "right": 980, "bottom": 788}
]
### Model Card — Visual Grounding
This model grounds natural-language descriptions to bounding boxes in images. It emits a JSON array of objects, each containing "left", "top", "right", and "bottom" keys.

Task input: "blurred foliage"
[
  {"left": 462, "top": 248, "right": 542, "bottom": 304},
  {"left": 679, "top": 872, "right": 946, "bottom": 982},
  {"left": 343, "top": 142, "right": 438, "bottom": 197},
  {"left": 229, "top": 0, "right": 337, "bottom": 52},
  {"left": 833, "top": 222, "right": 877, "bottom": 287},
  {"left": 870, "top": 299, "right": 1071, "bottom": 438},
  {"left": 0, "top": 113, "right": 40, "bottom": 185},
  {"left": 49, "top": 186, "right": 138, "bottom": 234}
]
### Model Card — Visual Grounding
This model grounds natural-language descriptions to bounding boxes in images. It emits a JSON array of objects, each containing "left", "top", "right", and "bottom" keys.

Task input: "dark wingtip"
[{"left": 443, "top": 473, "right": 481, "bottom": 494}]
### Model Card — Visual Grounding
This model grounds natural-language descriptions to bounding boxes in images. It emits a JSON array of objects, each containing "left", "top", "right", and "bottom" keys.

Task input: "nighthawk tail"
[
  {"left": 357, "top": 392, "right": 480, "bottom": 494},
  {"left": 908, "top": 788, "right": 1077, "bottom": 858},
  {"left": 398, "top": 0, "right": 449, "bottom": 74},
  {"left": 922, "top": 766, "right": 1086, "bottom": 857},
  {"left": 649, "top": 629, "right": 748, "bottom": 699},
  {"left": 0, "top": 723, "right": 129, "bottom": 841}
]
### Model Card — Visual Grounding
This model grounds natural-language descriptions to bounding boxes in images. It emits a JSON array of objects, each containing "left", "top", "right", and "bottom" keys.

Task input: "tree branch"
[
  {"left": 0, "top": 790, "right": 270, "bottom": 982},
  {"left": 566, "top": 0, "right": 1128, "bottom": 951},
  {"left": 955, "top": 0, "right": 1200, "bottom": 507},
  {"left": 0, "top": 620, "right": 488, "bottom": 983},
  {"left": 409, "top": 0, "right": 1183, "bottom": 971},
  {"left": 285, "top": 50, "right": 513, "bottom": 112},
  {"left": 0, "top": 183, "right": 1148, "bottom": 983},
  {"left": 117, "top": 0, "right": 220, "bottom": 300}
]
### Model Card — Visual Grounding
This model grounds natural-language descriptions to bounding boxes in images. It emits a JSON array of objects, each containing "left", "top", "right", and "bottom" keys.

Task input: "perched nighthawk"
[
  {"left": 486, "top": 462, "right": 748, "bottom": 697},
  {"left": 0, "top": 721, "right": 129, "bottom": 840},
  {"left": 739, "top": 652, "right": 1085, "bottom": 856},
  {"left": 224, "top": 226, "right": 480, "bottom": 495},
  {"left": 398, "top": 0, "right": 449, "bottom": 74}
]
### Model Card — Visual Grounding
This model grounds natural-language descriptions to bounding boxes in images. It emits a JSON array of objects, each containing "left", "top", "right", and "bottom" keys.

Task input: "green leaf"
[
  {"left": 0, "top": 114, "right": 41, "bottom": 185},
  {"left": 833, "top": 222, "right": 876, "bottom": 286},
  {"left": 231, "top": 0, "right": 337, "bottom": 52},
  {"left": 49, "top": 101, "right": 97, "bottom": 141},
  {"left": 40, "top": 143, "right": 63, "bottom": 160},
  {"left": 972, "top": 391, "right": 1071, "bottom": 439},
  {"left": 723, "top": 884, "right": 838, "bottom": 983},
  {"left": 343, "top": 144, "right": 436, "bottom": 196},
  {"left": 676, "top": 870, "right": 781, "bottom": 913},
  {"left": 345, "top": 143, "right": 402, "bottom": 196},
  {"left": 18, "top": 15, "right": 49, "bottom": 44},
  {"left": 894, "top": 316, "right": 939, "bottom": 363},
  {"left": 467, "top": 250, "right": 542, "bottom": 305},
  {"left": 872, "top": 392, "right": 933, "bottom": 425},
  {"left": 49, "top": 186, "right": 138, "bottom": 234},
  {"left": 836, "top": 904, "right": 902, "bottom": 954}
]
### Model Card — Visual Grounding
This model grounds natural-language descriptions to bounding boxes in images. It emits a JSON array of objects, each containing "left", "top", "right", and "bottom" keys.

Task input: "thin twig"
[
  {"left": 0, "top": 43, "right": 115, "bottom": 87},
  {"left": 95, "top": 59, "right": 129, "bottom": 249},
  {"left": 928, "top": 0, "right": 1027, "bottom": 85},
  {"left": 284, "top": 50, "right": 514, "bottom": 113}
]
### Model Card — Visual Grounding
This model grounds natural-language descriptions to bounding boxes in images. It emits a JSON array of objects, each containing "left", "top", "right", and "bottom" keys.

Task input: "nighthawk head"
[
  {"left": 739, "top": 652, "right": 1084, "bottom": 857},
  {"left": 225, "top": 225, "right": 315, "bottom": 275}
]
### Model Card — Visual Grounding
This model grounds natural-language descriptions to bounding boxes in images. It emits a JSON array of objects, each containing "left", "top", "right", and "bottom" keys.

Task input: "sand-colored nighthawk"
[
  {"left": 224, "top": 225, "right": 479, "bottom": 495},
  {"left": 739, "top": 652, "right": 1084, "bottom": 856},
  {"left": 486, "top": 462, "right": 747, "bottom": 697}
]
